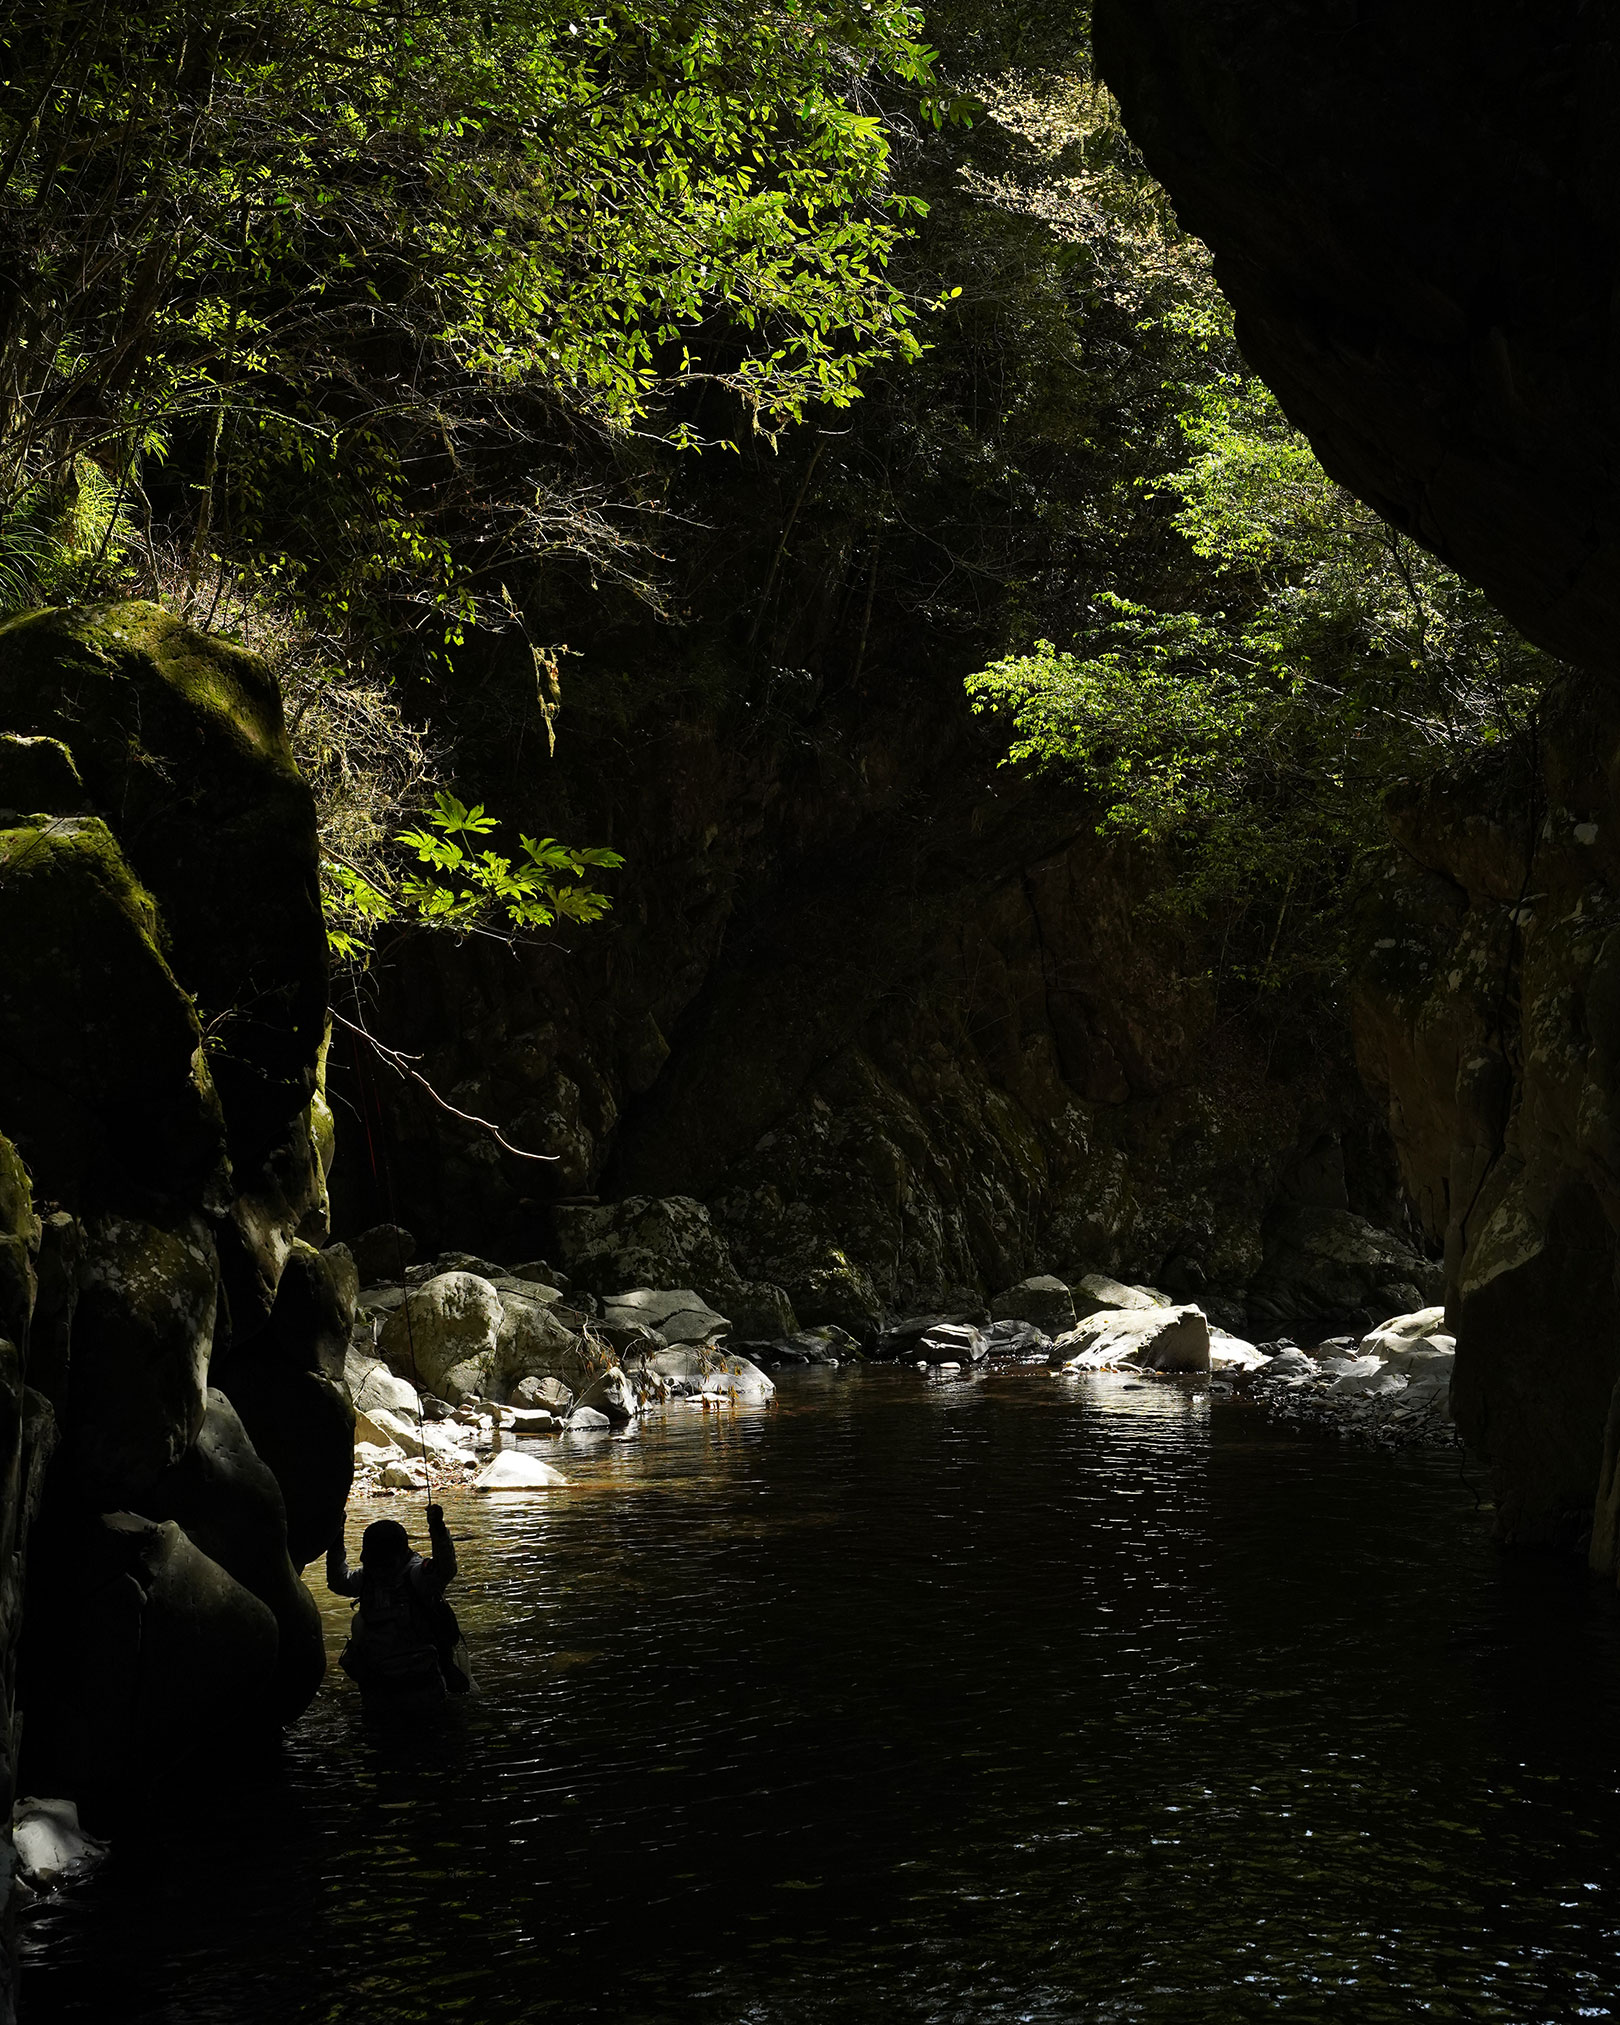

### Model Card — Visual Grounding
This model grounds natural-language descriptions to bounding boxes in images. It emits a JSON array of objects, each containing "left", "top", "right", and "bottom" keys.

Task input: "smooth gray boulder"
[
  {"left": 638, "top": 1346, "right": 775, "bottom": 1403},
  {"left": 991, "top": 1275, "right": 1077, "bottom": 1337},
  {"left": 473, "top": 1450, "right": 568, "bottom": 1491},
  {"left": 1070, "top": 1274, "right": 1167, "bottom": 1323},
  {"left": 1053, "top": 1304, "right": 1210, "bottom": 1374},
  {"left": 602, "top": 1288, "right": 730, "bottom": 1345},
  {"left": 574, "top": 1366, "right": 637, "bottom": 1424},
  {"left": 917, "top": 1322, "right": 989, "bottom": 1365},
  {"left": 353, "top": 1360, "right": 421, "bottom": 1420},
  {"left": 378, "top": 1270, "right": 504, "bottom": 1402},
  {"left": 513, "top": 1373, "right": 573, "bottom": 1412},
  {"left": 986, "top": 1318, "right": 1050, "bottom": 1358}
]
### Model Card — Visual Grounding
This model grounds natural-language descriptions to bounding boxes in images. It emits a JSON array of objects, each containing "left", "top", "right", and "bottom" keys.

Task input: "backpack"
[{"left": 341, "top": 1559, "right": 471, "bottom": 1696}]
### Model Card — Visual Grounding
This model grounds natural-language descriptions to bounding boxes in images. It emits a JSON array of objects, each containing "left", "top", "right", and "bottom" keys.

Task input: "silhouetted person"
[{"left": 326, "top": 1504, "right": 468, "bottom": 1704}]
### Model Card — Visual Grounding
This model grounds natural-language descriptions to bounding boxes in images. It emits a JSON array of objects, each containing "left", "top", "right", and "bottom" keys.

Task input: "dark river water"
[{"left": 23, "top": 1367, "right": 1620, "bottom": 2023}]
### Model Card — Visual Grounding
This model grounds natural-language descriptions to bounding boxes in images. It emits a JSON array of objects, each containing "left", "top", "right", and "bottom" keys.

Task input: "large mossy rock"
[
  {"left": 1352, "top": 676, "right": 1620, "bottom": 1551},
  {"left": 0, "top": 604, "right": 326, "bottom": 1167},
  {"left": 0, "top": 818, "right": 228, "bottom": 1213},
  {"left": 66, "top": 1214, "right": 217, "bottom": 1503},
  {"left": 0, "top": 606, "right": 339, "bottom": 1805}
]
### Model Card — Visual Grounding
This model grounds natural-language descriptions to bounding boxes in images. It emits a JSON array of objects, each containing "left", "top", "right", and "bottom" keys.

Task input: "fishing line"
[{"left": 346, "top": 1020, "right": 434, "bottom": 1505}]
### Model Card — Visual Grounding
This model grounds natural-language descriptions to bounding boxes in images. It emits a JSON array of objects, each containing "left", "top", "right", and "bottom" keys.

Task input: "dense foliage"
[
  {"left": 967, "top": 310, "right": 1550, "bottom": 986},
  {"left": 0, "top": 0, "right": 940, "bottom": 648},
  {"left": 0, "top": 0, "right": 1563, "bottom": 997}
]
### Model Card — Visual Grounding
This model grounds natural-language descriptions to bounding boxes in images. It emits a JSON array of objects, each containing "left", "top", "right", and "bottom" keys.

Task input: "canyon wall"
[
  {"left": 334, "top": 637, "right": 1428, "bottom": 1344},
  {"left": 1092, "top": 0, "right": 1620, "bottom": 1556},
  {"left": 1092, "top": 0, "right": 1620, "bottom": 681},
  {"left": 0, "top": 604, "right": 349, "bottom": 1833}
]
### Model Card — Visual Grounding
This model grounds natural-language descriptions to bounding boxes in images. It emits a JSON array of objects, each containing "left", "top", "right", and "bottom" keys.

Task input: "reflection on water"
[{"left": 25, "top": 1368, "right": 1620, "bottom": 2022}]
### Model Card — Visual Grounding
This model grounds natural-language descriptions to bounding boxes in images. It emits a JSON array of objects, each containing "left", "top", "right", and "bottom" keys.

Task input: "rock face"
[
  {"left": 329, "top": 613, "right": 1411, "bottom": 1346},
  {"left": 1092, "top": 1, "right": 1620, "bottom": 682},
  {"left": 1351, "top": 679, "right": 1620, "bottom": 1550},
  {"left": 0, "top": 606, "right": 342, "bottom": 1823}
]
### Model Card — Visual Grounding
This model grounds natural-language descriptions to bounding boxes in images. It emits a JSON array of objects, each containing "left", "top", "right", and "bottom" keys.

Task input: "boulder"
[
  {"left": 756, "top": 1324, "right": 858, "bottom": 1367},
  {"left": 489, "top": 1275, "right": 567, "bottom": 1304},
  {"left": 1334, "top": 1363, "right": 1409, "bottom": 1398},
  {"left": 636, "top": 1347, "right": 776, "bottom": 1403},
  {"left": 1247, "top": 1205, "right": 1442, "bottom": 1330},
  {"left": 1053, "top": 1304, "right": 1211, "bottom": 1374},
  {"left": 601, "top": 1289, "right": 730, "bottom": 1345},
  {"left": 727, "top": 1281, "right": 799, "bottom": 1339},
  {"left": 1208, "top": 1329, "right": 1267, "bottom": 1373},
  {"left": 513, "top": 1374, "right": 573, "bottom": 1413},
  {"left": 495, "top": 1288, "right": 592, "bottom": 1394},
  {"left": 876, "top": 1313, "right": 977, "bottom": 1358},
  {"left": 145, "top": 1389, "right": 325, "bottom": 1719},
  {"left": 991, "top": 1275, "right": 1077, "bottom": 1337},
  {"left": 256, "top": 1240, "right": 357, "bottom": 1386},
  {"left": 553, "top": 1195, "right": 745, "bottom": 1306},
  {"left": 411, "top": 1250, "right": 506, "bottom": 1284},
  {"left": 573, "top": 1366, "right": 637, "bottom": 1425},
  {"left": 0, "top": 731, "right": 86, "bottom": 817},
  {"left": 0, "top": 605, "right": 327, "bottom": 1198},
  {"left": 211, "top": 1356, "right": 355, "bottom": 1567},
  {"left": 473, "top": 1450, "right": 568, "bottom": 1492},
  {"left": 378, "top": 1271, "right": 503, "bottom": 1402},
  {"left": 354, "top": 1408, "right": 406, "bottom": 1452},
  {"left": 348, "top": 1223, "right": 415, "bottom": 1283},
  {"left": 507, "top": 1258, "right": 568, "bottom": 1292},
  {"left": 1070, "top": 1274, "right": 1167, "bottom": 1322},
  {"left": 23, "top": 1512, "right": 280, "bottom": 1801},
  {"left": 67, "top": 1214, "right": 217, "bottom": 1502},
  {"left": 10, "top": 1799, "right": 109, "bottom": 1892},
  {"left": 380, "top": 1458, "right": 429, "bottom": 1491},
  {"left": 1359, "top": 1307, "right": 1451, "bottom": 1361},
  {"left": 916, "top": 1322, "right": 989, "bottom": 1365},
  {"left": 0, "top": 816, "right": 229, "bottom": 1210},
  {"left": 353, "top": 1361, "right": 421, "bottom": 1420},
  {"left": 565, "top": 1406, "right": 611, "bottom": 1430},
  {"left": 985, "top": 1318, "right": 1050, "bottom": 1358}
]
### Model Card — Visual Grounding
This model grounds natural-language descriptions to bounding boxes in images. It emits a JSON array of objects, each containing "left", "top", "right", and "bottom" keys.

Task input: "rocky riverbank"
[{"left": 336, "top": 1203, "right": 1460, "bottom": 1499}]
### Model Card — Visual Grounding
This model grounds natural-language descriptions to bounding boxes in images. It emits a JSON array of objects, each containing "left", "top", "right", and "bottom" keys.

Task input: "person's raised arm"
[
  {"left": 325, "top": 1531, "right": 363, "bottom": 1597},
  {"left": 423, "top": 1503, "right": 457, "bottom": 1591}
]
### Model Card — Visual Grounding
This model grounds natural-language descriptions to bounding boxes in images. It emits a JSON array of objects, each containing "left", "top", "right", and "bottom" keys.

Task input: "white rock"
[
  {"left": 638, "top": 1346, "right": 775, "bottom": 1402},
  {"left": 353, "top": 1409, "right": 408, "bottom": 1453},
  {"left": 1070, "top": 1274, "right": 1169, "bottom": 1322},
  {"left": 354, "top": 1362, "right": 421, "bottom": 1419},
  {"left": 1208, "top": 1329, "right": 1266, "bottom": 1371},
  {"left": 1335, "top": 1365, "right": 1408, "bottom": 1397},
  {"left": 1053, "top": 1304, "right": 1210, "bottom": 1374},
  {"left": 917, "top": 1322, "right": 988, "bottom": 1364},
  {"left": 473, "top": 1450, "right": 568, "bottom": 1491},
  {"left": 354, "top": 1439, "right": 399, "bottom": 1469},
  {"left": 380, "top": 1457, "right": 429, "bottom": 1490},
  {"left": 601, "top": 1288, "right": 731, "bottom": 1344},
  {"left": 566, "top": 1406, "right": 612, "bottom": 1429},
  {"left": 12, "top": 1798, "right": 109, "bottom": 1891},
  {"left": 1360, "top": 1307, "right": 1450, "bottom": 1361}
]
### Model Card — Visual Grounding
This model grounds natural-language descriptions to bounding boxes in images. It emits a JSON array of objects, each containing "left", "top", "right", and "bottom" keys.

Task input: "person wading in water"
[{"left": 326, "top": 1504, "right": 470, "bottom": 1706}]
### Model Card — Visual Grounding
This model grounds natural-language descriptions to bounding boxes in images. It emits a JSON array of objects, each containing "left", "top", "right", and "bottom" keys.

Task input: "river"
[{"left": 23, "top": 1366, "right": 1620, "bottom": 2021}]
